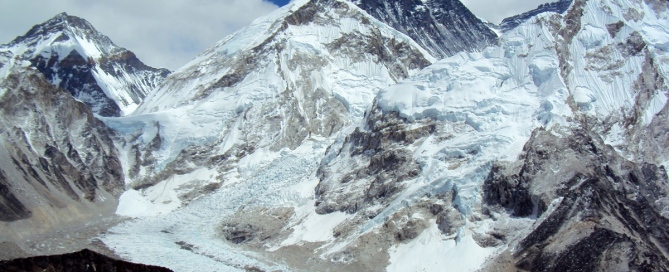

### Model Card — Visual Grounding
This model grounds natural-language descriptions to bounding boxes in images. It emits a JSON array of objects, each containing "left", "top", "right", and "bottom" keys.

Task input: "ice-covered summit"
[
  {"left": 2, "top": 0, "right": 669, "bottom": 271},
  {"left": 120, "top": 0, "right": 437, "bottom": 185},
  {"left": 499, "top": 0, "right": 573, "bottom": 32},
  {"left": 351, "top": 0, "right": 498, "bottom": 58},
  {"left": 0, "top": 12, "right": 169, "bottom": 116},
  {"left": 103, "top": 0, "right": 669, "bottom": 271},
  {"left": 7, "top": 12, "right": 119, "bottom": 57}
]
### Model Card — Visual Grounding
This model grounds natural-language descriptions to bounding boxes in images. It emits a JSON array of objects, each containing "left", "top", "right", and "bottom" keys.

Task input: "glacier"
[
  {"left": 98, "top": 0, "right": 669, "bottom": 271},
  {"left": 1, "top": 0, "right": 669, "bottom": 271}
]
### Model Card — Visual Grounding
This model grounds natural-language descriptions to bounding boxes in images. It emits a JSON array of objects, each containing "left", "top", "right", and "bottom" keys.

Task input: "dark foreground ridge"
[{"left": 0, "top": 249, "right": 173, "bottom": 272}]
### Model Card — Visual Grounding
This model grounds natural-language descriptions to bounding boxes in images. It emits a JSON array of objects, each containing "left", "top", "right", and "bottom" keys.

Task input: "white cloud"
[
  {"left": 0, "top": 0, "right": 279, "bottom": 70},
  {"left": 0, "top": 0, "right": 559, "bottom": 70},
  {"left": 460, "top": 0, "right": 556, "bottom": 24}
]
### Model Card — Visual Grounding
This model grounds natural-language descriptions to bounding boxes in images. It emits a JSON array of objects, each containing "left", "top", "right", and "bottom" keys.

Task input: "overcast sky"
[{"left": 0, "top": 0, "right": 555, "bottom": 70}]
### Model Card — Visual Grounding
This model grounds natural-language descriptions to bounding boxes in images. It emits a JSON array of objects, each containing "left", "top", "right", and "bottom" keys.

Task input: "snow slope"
[
  {"left": 96, "top": 0, "right": 669, "bottom": 271},
  {"left": 317, "top": 9, "right": 572, "bottom": 223},
  {"left": 103, "top": 139, "right": 329, "bottom": 271},
  {"left": 110, "top": 0, "right": 434, "bottom": 192},
  {"left": 317, "top": 0, "right": 669, "bottom": 270}
]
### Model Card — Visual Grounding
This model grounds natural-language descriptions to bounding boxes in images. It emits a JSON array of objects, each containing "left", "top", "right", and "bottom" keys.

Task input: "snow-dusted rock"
[
  {"left": 315, "top": 0, "right": 669, "bottom": 270},
  {"left": 351, "top": 0, "right": 498, "bottom": 58},
  {"left": 4, "top": 0, "right": 669, "bottom": 270},
  {"left": 115, "top": 0, "right": 434, "bottom": 190},
  {"left": 0, "top": 13, "right": 169, "bottom": 117},
  {"left": 0, "top": 64, "right": 123, "bottom": 241}
]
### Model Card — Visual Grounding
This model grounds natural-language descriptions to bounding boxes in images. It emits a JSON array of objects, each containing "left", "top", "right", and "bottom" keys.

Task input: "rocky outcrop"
[
  {"left": 220, "top": 206, "right": 294, "bottom": 245},
  {"left": 0, "top": 170, "right": 31, "bottom": 222},
  {"left": 352, "top": 0, "right": 498, "bottom": 58},
  {"left": 0, "top": 249, "right": 172, "bottom": 272},
  {"left": 0, "top": 66, "right": 123, "bottom": 239},
  {"left": 499, "top": 0, "right": 572, "bottom": 32},
  {"left": 315, "top": 107, "right": 434, "bottom": 215},
  {"left": 32, "top": 50, "right": 120, "bottom": 117},
  {"left": 483, "top": 127, "right": 669, "bottom": 271}
]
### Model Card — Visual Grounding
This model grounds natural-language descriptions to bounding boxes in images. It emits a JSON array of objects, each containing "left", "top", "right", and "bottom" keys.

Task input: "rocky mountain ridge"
[
  {"left": 1, "top": 0, "right": 669, "bottom": 271},
  {"left": 483, "top": 127, "right": 669, "bottom": 271},
  {"left": 0, "top": 249, "right": 173, "bottom": 272},
  {"left": 499, "top": 0, "right": 573, "bottom": 32},
  {"left": 0, "top": 63, "right": 124, "bottom": 243},
  {"left": 110, "top": 0, "right": 436, "bottom": 198},
  {"left": 351, "top": 0, "right": 498, "bottom": 58},
  {"left": 0, "top": 13, "right": 169, "bottom": 117}
]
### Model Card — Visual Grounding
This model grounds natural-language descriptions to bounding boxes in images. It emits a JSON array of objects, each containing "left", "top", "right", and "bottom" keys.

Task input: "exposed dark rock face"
[
  {"left": 2, "top": 12, "right": 169, "bottom": 117},
  {"left": 315, "top": 106, "right": 435, "bottom": 215},
  {"left": 0, "top": 170, "right": 31, "bottom": 221},
  {"left": 219, "top": 207, "right": 294, "bottom": 246},
  {"left": 514, "top": 181, "right": 669, "bottom": 271},
  {"left": 613, "top": 52, "right": 669, "bottom": 172},
  {"left": 352, "top": 0, "right": 498, "bottom": 58},
  {"left": 436, "top": 207, "right": 464, "bottom": 236},
  {"left": 0, "top": 249, "right": 173, "bottom": 272},
  {"left": 0, "top": 66, "right": 123, "bottom": 228},
  {"left": 222, "top": 223, "right": 260, "bottom": 244},
  {"left": 499, "top": 0, "right": 573, "bottom": 32},
  {"left": 31, "top": 49, "right": 121, "bottom": 117},
  {"left": 387, "top": 216, "right": 427, "bottom": 242},
  {"left": 484, "top": 127, "right": 669, "bottom": 271},
  {"left": 556, "top": 0, "right": 586, "bottom": 83}
]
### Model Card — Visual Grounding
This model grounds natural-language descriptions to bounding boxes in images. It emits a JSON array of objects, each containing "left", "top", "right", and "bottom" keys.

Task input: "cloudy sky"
[{"left": 0, "top": 0, "right": 554, "bottom": 70}]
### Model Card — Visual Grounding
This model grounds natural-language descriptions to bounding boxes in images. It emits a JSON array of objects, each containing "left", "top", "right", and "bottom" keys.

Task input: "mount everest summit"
[{"left": 1, "top": 0, "right": 669, "bottom": 271}]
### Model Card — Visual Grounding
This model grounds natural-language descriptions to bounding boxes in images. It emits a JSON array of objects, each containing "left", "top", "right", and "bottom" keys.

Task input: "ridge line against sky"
[{"left": 0, "top": 0, "right": 554, "bottom": 70}]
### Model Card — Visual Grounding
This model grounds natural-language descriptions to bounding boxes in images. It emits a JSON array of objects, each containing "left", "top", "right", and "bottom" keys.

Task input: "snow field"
[
  {"left": 104, "top": 0, "right": 669, "bottom": 271},
  {"left": 387, "top": 220, "right": 497, "bottom": 272},
  {"left": 104, "top": 139, "right": 330, "bottom": 271}
]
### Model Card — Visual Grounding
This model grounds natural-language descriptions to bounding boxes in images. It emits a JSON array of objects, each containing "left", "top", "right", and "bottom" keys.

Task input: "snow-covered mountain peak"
[
  {"left": 350, "top": 0, "right": 498, "bottom": 58},
  {"left": 135, "top": 0, "right": 503, "bottom": 117},
  {"left": 7, "top": 12, "right": 117, "bottom": 60},
  {"left": 133, "top": 0, "right": 436, "bottom": 118},
  {"left": 114, "top": 0, "right": 438, "bottom": 211},
  {"left": 1, "top": 0, "right": 668, "bottom": 270},
  {"left": 499, "top": 0, "right": 573, "bottom": 32},
  {"left": 175, "top": 0, "right": 433, "bottom": 74},
  {"left": 1, "top": 13, "right": 169, "bottom": 117},
  {"left": 311, "top": 0, "right": 669, "bottom": 270}
]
